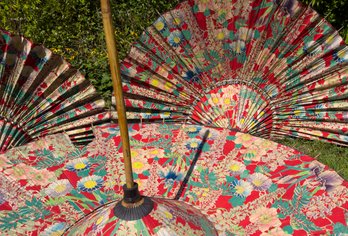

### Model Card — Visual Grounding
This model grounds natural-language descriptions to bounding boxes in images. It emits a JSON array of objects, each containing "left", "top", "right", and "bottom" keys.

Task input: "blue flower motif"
[
  {"left": 303, "top": 40, "right": 322, "bottom": 56},
  {"left": 154, "top": 18, "right": 167, "bottom": 33},
  {"left": 77, "top": 175, "right": 104, "bottom": 192},
  {"left": 168, "top": 30, "right": 184, "bottom": 47},
  {"left": 42, "top": 222, "right": 67, "bottom": 236},
  {"left": 66, "top": 158, "right": 90, "bottom": 172},
  {"left": 140, "top": 111, "right": 154, "bottom": 119},
  {"left": 185, "top": 139, "right": 201, "bottom": 150},
  {"left": 229, "top": 180, "right": 253, "bottom": 197},
  {"left": 170, "top": 15, "right": 184, "bottom": 27},
  {"left": 186, "top": 126, "right": 201, "bottom": 134},
  {"left": 160, "top": 111, "right": 171, "bottom": 119},
  {"left": 333, "top": 50, "right": 348, "bottom": 63},
  {"left": 312, "top": 104, "right": 325, "bottom": 118},
  {"left": 160, "top": 170, "right": 183, "bottom": 185},
  {"left": 182, "top": 67, "right": 201, "bottom": 82}
]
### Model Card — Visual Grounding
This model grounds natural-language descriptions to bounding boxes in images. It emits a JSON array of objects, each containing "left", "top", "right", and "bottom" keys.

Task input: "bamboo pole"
[{"left": 101, "top": 0, "right": 134, "bottom": 188}]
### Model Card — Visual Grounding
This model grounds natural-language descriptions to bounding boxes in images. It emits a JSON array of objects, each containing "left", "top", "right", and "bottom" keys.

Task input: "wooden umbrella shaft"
[{"left": 101, "top": 0, "right": 134, "bottom": 188}]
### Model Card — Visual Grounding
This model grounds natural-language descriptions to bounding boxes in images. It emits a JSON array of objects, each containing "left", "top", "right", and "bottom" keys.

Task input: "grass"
[{"left": 277, "top": 138, "right": 348, "bottom": 180}]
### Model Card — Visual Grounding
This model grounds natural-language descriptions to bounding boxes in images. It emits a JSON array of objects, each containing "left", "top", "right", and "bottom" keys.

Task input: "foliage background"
[{"left": 0, "top": 0, "right": 347, "bottom": 178}]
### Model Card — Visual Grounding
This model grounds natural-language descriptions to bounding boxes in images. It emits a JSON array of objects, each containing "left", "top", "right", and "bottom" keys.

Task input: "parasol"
[
  {"left": 115, "top": 0, "right": 348, "bottom": 145},
  {"left": 0, "top": 28, "right": 111, "bottom": 151},
  {"left": 1, "top": 122, "right": 347, "bottom": 234},
  {"left": 81, "top": 123, "right": 348, "bottom": 235}
]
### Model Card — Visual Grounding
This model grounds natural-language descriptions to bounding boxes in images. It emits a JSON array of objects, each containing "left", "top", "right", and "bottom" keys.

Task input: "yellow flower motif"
[
  {"left": 235, "top": 185, "right": 245, "bottom": 195},
  {"left": 173, "top": 17, "right": 181, "bottom": 25},
  {"left": 160, "top": 112, "right": 171, "bottom": 118},
  {"left": 173, "top": 36, "right": 181, "bottom": 44},
  {"left": 96, "top": 215, "right": 105, "bottom": 225},
  {"left": 131, "top": 150, "right": 139, "bottom": 158},
  {"left": 239, "top": 118, "right": 245, "bottom": 124},
  {"left": 188, "top": 142, "right": 198, "bottom": 149},
  {"left": 229, "top": 164, "right": 240, "bottom": 172},
  {"left": 200, "top": 187, "right": 210, "bottom": 197},
  {"left": 216, "top": 32, "right": 225, "bottom": 40},
  {"left": 45, "top": 179, "right": 73, "bottom": 197},
  {"left": 54, "top": 184, "right": 66, "bottom": 193},
  {"left": 188, "top": 127, "right": 198, "bottom": 132},
  {"left": 150, "top": 79, "right": 160, "bottom": 86},
  {"left": 77, "top": 175, "right": 103, "bottom": 192},
  {"left": 155, "top": 21, "right": 165, "bottom": 31},
  {"left": 66, "top": 158, "right": 90, "bottom": 172},
  {"left": 294, "top": 109, "right": 302, "bottom": 116},
  {"left": 164, "top": 82, "right": 172, "bottom": 90},
  {"left": 212, "top": 97, "right": 219, "bottom": 104},
  {"left": 133, "top": 161, "right": 144, "bottom": 169},
  {"left": 337, "top": 50, "right": 346, "bottom": 59},
  {"left": 150, "top": 149, "right": 160, "bottom": 155},
  {"left": 132, "top": 161, "right": 146, "bottom": 175},
  {"left": 325, "top": 35, "right": 335, "bottom": 44},
  {"left": 84, "top": 180, "right": 97, "bottom": 189},
  {"left": 240, "top": 133, "right": 252, "bottom": 141},
  {"left": 224, "top": 98, "right": 231, "bottom": 105},
  {"left": 252, "top": 179, "right": 262, "bottom": 187},
  {"left": 164, "top": 211, "right": 173, "bottom": 219},
  {"left": 74, "top": 162, "right": 86, "bottom": 170}
]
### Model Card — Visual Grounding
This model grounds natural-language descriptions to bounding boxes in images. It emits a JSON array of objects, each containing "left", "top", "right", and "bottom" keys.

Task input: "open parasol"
[
  {"left": 0, "top": 29, "right": 111, "bottom": 151},
  {"left": 1, "top": 122, "right": 347, "bottom": 234},
  {"left": 78, "top": 122, "right": 348, "bottom": 235},
  {"left": 115, "top": 0, "right": 348, "bottom": 145}
]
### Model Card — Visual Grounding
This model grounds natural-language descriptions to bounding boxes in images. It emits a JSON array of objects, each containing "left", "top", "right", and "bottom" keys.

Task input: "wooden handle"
[{"left": 100, "top": 0, "right": 134, "bottom": 188}]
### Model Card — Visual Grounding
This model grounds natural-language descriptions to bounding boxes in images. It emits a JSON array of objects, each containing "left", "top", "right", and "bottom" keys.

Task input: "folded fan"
[
  {"left": 116, "top": 0, "right": 348, "bottom": 145},
  {"left": 0, "top": 29, "right": 111, "bottom": 151}
]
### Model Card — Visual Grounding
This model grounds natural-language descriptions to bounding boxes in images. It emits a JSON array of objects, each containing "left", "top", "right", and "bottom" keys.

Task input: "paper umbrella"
[
  {"left": 116, "top": 0, "right": 348, "bottom": 145},
  {"left": 0, "top": 123, "right": 347, "bottom": 235},
  {"left": 0, "top": 29, "right": 111, "bottom": 152}
]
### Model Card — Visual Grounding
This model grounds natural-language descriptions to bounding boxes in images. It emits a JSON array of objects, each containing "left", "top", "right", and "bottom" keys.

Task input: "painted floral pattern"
[
  {"left": 0, "top": 29, "right": 111, "bottom": 151},
  {"left": 65, "top": 198, "right": 218, "bottom": 236},
  {"left": 117, "top": 0, "right": 348, "bottom": 146},
  {"left": 0, "top": 123, "right": 347, "bottom": 235}
]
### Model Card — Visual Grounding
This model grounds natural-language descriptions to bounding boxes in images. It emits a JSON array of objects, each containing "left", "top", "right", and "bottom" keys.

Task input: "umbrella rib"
[{"left": 174, "top": 130, "right": 210, "bottom": 200}]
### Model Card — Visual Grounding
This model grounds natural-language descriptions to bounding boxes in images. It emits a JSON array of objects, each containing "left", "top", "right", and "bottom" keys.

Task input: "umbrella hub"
[
  {"left": 122, "top": 182, "right": 142, "bottom": 204},
  {"left": 114, "top": 182, "right": 154, "bottom": 220}
]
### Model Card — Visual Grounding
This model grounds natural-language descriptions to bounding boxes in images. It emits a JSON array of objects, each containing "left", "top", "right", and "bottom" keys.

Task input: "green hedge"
[
  {"left": 1, "top": 0, "right": 347, "bottom": 106},
  {"left": 0, "top": 0, "right": 179, "bottom": 106}
]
